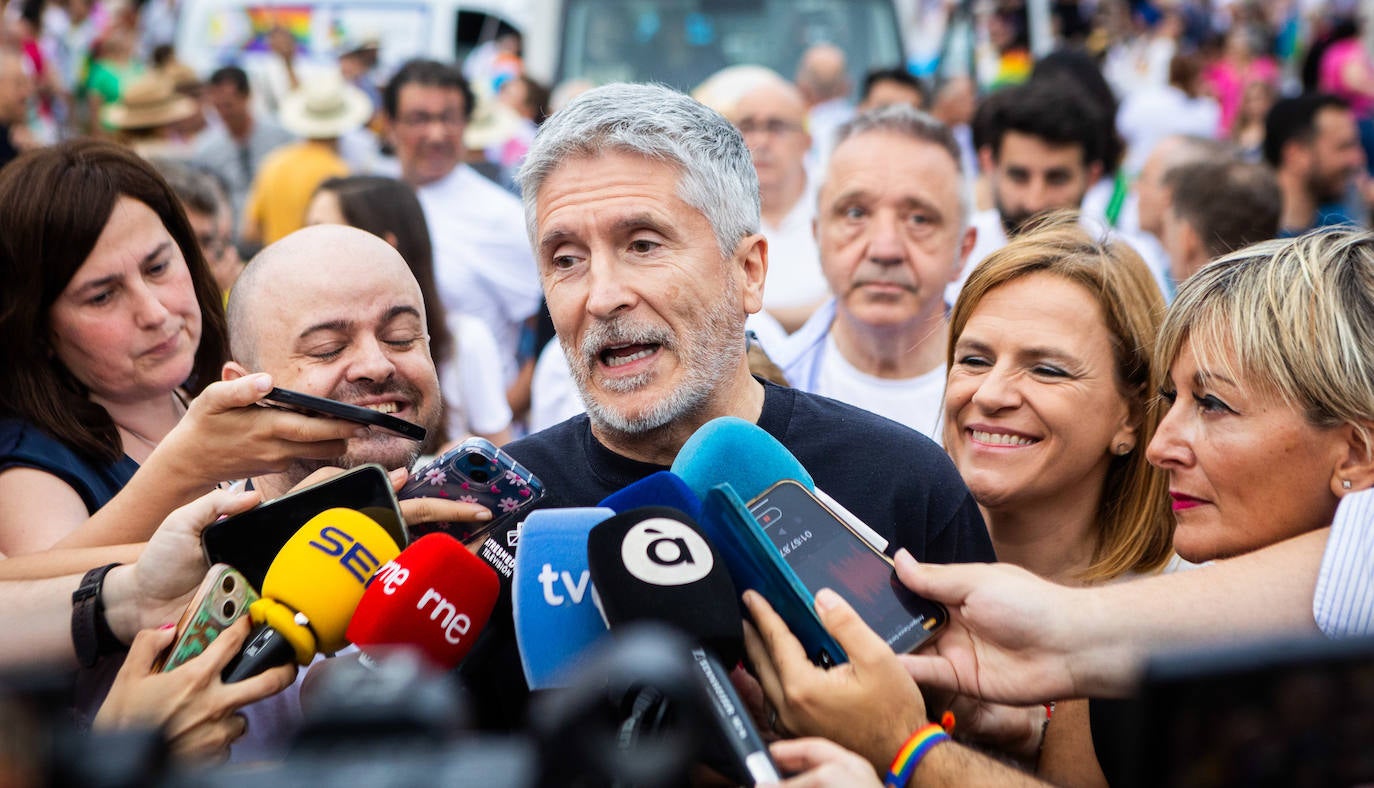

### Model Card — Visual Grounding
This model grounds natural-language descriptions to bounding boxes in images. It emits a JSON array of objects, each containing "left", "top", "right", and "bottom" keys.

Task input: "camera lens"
[
  {"left": 470, "top": 469, "right": 490, "bottom": 483},
  {"left": 222, "top": 575, "right": 235, "bottom": 593},
  {"left": 222, "top": 600, "right": 236, "bottom": 618}
]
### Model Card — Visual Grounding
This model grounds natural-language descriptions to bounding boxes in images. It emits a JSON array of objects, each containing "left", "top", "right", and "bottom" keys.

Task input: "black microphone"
[{"left": 587, "top": 507, "right": 782, "bottom": 785}]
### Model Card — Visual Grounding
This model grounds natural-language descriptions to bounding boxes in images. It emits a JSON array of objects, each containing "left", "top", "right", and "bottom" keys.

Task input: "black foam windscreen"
[{"left": 586, "top": 506, "right": 743, "bottom": 666}]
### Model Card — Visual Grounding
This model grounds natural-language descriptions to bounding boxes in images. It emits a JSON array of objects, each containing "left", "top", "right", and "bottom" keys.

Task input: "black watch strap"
[{"left": 71, "top": 563, "right": 124, "bottom": 668}]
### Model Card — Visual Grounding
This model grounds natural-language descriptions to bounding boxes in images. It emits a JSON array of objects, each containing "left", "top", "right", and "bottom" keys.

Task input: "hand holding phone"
[
  {"left": 154, "top": 564, "right": 258, "bottom": 673},
  {"left": 399, "top": 437, "right": 545, "bottom": 543},
  {"left": 747, "top": 481, "right": 946, "bottom": 654}
]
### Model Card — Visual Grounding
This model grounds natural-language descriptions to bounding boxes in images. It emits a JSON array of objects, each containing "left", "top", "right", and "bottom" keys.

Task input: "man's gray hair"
[
  {"left": 516, "top": 82, "right": 760, "bottom": 258},
  {"left": 831, "top": 104, "right": 971, "bottom": 225}
]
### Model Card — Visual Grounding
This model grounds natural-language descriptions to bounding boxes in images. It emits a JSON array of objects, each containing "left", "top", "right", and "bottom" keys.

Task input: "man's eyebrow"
[
  {"left": 610, "top": 212, "right": 673, "bottom": 237},
  {"left": 537, "top": 228, "right": 573, "bottom": 257},
  {"left": 297, "top": 319, "right": 351, "bottom": 339},
  {"left": 382, "top": 305, "right": 423, "bottom": 323}
]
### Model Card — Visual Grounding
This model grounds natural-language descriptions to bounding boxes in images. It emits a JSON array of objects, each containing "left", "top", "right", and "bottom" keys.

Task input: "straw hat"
[
  {"left": 103, "top": 75, "right": 199, "bottom": 130},
  {"left": 279, "top": 72, "right": 372, "bottom": 139},
  {"left": 462, "top": 82, "right": 523, "bottom": 151}
]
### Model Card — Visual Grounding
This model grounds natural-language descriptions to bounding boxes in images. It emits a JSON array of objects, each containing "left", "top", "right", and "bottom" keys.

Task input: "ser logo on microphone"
[{"left": 620, "top": 517, "right": 713, "bottom": 586}]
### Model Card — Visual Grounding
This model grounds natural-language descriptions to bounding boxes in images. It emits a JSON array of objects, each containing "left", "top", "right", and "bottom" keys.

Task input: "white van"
[
  {"left": 522, "top": 0, "right": 906, "bottom": 94},
  {"left": 173, "top": 0, "right": 532, "bottom": 79}
]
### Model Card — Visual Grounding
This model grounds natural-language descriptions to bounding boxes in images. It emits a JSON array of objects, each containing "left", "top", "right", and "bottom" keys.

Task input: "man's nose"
[{"left": 348, "top": 336, "right": 398, "bottom": 383}]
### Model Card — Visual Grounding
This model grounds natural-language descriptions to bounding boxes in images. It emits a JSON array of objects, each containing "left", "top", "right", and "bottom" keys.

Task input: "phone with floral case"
[{"left": 399, "top": 437, "right": 545, "bottom": 543}]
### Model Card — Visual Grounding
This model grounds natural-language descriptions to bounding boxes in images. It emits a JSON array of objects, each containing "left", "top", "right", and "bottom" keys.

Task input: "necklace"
[
  {"left": 117, "top": 423, "right": 163, "bottom": 451},
  {"left": 114, "top": 392, "right": 187, "bottom": 453}
]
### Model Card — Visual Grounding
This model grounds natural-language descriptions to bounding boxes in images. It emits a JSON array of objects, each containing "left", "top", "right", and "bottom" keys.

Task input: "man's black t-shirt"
[{"left": 458, "top": 380, "right": 995, "bottom": 729}]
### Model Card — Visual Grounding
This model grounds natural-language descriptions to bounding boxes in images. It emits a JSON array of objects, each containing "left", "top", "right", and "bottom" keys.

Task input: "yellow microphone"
[{"left": 222, "top": 508, "right": 401, "bottom": 682}]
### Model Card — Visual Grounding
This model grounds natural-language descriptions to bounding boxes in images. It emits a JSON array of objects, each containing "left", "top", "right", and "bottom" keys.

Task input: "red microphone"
[{"left": 345, "top": 533, "right": 501, "bottom": 670}]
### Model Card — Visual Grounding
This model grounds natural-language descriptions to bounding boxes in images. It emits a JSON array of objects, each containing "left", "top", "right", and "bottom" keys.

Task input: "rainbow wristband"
[{"left": 884, "top": 723, "right": 950, "bottom": 788}]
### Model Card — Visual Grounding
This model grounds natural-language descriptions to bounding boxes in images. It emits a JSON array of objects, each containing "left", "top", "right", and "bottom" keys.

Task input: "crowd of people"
[{"left": 1, "top": 0, "right": 1373, "bottom": 785}]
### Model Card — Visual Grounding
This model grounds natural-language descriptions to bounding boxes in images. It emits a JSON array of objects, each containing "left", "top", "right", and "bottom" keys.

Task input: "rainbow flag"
[{"left": 243, "top": 6, "right": 312, "bottom": 51}]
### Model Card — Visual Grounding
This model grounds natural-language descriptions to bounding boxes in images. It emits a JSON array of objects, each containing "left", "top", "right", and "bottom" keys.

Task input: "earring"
[
  {"left": 1343, "top": 479, "right": 1353, "bottom": 490},
  {"left": 1115, "top": 442, "right": 1132, "bottom": 455}
]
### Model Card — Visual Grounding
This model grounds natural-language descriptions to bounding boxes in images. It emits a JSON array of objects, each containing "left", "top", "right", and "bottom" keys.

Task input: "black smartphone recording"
[
  {"left": 747, "top": 480, "right": 946, "bottom": 654},
  {"left": 201, "top": 463, "right": 407, "bottom": 589},
  {"left": 261, "top": 387, "right": 427, "bottom": 442}
]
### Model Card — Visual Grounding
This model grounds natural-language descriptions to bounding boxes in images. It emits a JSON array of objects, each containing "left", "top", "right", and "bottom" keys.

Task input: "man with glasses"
[
  {"left": 151, "top": 158, "right": 244, "bottom": 301},
  {"left": 726, "top": 76, "right": 828, "bottom": 332},
  {"left": 383, "top": 59, "right": 540, "bottom": 385}
]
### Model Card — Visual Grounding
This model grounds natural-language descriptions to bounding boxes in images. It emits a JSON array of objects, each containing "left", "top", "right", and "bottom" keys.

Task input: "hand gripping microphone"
[
  {"left": 587, "top": 507, "right": 781, "bottom": 786},
  {"left": 671, "top": 416, "right": 887, "bottom": 551},
  {"left": 222, "top": 508, "right": 401, "bottom": 682},
  {"left": 345, "top": 533, "right": 500, "bottom": 670},
  {"left": 511, "top": 507, "right": 616, "bottom": 689}
]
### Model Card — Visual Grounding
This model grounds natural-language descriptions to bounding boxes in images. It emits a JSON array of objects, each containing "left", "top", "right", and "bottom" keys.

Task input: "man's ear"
[
  {"left": 222, "top": 361, "right": 249, "bottom": 381},
  {"left": 736, "top": 233, "right": 768, "bottom": 315},
  {"left": 955, "top": 224, "right": 978, "bottom": 274},
  {"left": 1332, "top": 422, "right": 1374, "bottom": 497}
]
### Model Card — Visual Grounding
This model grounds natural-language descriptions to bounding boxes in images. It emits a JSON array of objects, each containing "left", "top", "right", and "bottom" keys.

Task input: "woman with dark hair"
[
  {"left": 0, "top": 139, "right": 358, "bottom": 554},
  {"left": 307, "top": 175, "right": 514, "bottom": 450}
]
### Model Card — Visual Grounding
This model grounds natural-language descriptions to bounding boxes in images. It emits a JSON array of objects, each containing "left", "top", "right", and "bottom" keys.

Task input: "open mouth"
[
  {"left": 600, "top": 342, "right": 660, "bottom": 369},
  {"left": 969, "top": 429, "right": 1039, "bottom": 447},
  {"left": 362, "top": 402, "right": 400, "bottom": 415}
]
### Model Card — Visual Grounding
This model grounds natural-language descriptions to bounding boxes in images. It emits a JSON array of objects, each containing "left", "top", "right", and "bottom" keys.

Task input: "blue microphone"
[
  {"left": 672, "top": 417, "right": 886, "bottom": 552},
  {"left": 598, "top": 471, "right": 703, "bottom": 521},
  {"left": 511, "top": 507, "right": 616, "bottom": 689}
]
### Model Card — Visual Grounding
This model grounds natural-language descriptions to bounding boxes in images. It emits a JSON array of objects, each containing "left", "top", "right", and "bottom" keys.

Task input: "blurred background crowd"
[{"left": 1, "top": 0, "right": 1371, "bottom": 436}]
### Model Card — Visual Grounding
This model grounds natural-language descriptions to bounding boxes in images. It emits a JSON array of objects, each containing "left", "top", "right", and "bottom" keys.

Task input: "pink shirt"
[
  {"left": 1320, "top": 38, "right": 1374, "bottom": 118},
  {"left": 1204, "top": 56, "right": 1279, "bottom": 135}
]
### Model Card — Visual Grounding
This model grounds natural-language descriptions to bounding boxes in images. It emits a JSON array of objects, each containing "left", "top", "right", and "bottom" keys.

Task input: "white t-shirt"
[
  {"left": 441, "top": 314, "right": 514, "bottom": 438},
  {"left": 418, "top": 165, "right": 542, "bottom": 384},
  {"left": 760, "top": 180, "right": 829, "bottom": 310},
  {"left": 814, "top": 333, "right": 946, "bottom": 443}
]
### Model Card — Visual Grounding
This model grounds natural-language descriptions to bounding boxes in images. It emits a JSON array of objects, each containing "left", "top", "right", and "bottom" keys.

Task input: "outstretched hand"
[
  {"left": 94, "top": 617, "right": 296, "bottom": 762},
  {"left": 742, "top": 588, "right": 928, "bottom": 773},
  {"left": 160, "top": 374, "right": 361, "bottom": 489},
  {"left": 893, "top": 551, "right": 1083, "bottom": 706}
]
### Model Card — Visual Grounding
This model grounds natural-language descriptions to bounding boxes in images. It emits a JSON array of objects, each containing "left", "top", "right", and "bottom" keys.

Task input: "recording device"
[
  {"left": 510, "top": 507, "right": 615, "bottom": 689},
  {"left": 154, "top": 564, "right": 258, "bottom": 673},
  {"left": 587, "top": 507, "right": 782, "bottom": 786},
  {"left": 398, "top": 437, "right": 545, "bottom": 546},
  {"left": 261, "top": 387, "right": 427, "bottom": 441},
  {"left": 700, "top": 483, "right": 848, "bottom": 666},
  {"left": 672, "top": 416, "right": 887, "bottom": 552},
  {"left": 221, "top": 508, "right": 401, "bottom": 682},
  {"left": 750, "top": 480, "right": 946, "bottom": 654},
  {"left": 202, "top": 463, "right": 407, "bottom": 589},
  {"left": 345, "top": 533, "right": 500, "bottom": 670},
  {"left": 599, "top": 470, "right": 703, "bottom": 521}
]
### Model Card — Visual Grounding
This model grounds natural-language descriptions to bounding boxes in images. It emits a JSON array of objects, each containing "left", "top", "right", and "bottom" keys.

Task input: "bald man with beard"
[{"left": 223, "top": 225, "right": 487, "bottom": 527}]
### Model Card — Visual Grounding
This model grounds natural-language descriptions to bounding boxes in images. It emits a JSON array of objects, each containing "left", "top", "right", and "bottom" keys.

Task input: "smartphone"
[
  {"left": 747, "top": 480, "right": 947, "bottom": 654},
  {"left": 154, "top": 564, "right": 258, "bottom": 673},
  {"left": 202, "top": 463, "right": 407, "bottom": 589},
  {"left": 398, "top": 437, "right": 545, "bottom": 543},
  {"left": 261, "top": 387, "right": 427, "bottom": 442},
  {"left": 700, "top": 483, "right": 847, "bottom": 667}
]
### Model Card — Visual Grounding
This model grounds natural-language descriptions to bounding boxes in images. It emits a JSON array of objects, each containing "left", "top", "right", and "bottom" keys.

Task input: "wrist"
[
  {"left": 1069, "top": 588, "right": 1142, "bottom": 698},
  {"left": 70, "top": 563, "right": 128, "bottom": 667},
  {"left": 100, "top": 565, "right": 143, "bottom": 645},
  {"left": 885, "top": 723, "right": 950, "bottom": 788}
]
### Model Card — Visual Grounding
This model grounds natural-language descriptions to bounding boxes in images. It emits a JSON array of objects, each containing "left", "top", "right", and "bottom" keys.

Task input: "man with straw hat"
[
  {"left": 102, "top": 73, "right": 199, "bottom": 157},
  {"left": 243, "top": 71, "right": 370, "bottom": 244}
]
